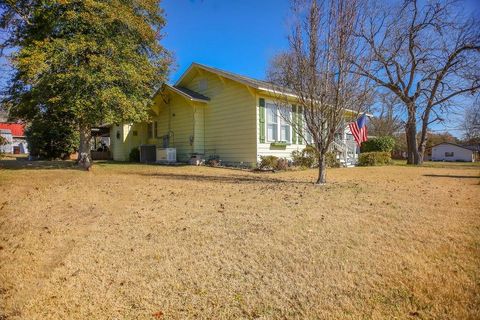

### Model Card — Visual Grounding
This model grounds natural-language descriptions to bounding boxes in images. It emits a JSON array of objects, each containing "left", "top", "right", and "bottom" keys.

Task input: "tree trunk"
[
  {"left": 316, "top": 153, "right": 327, "bottom": 185},
  {"left": 405, "top": 107, "right": 420, "bottom": 165},
  {"left": 417, "top": 123, "right": 427, "bottom": 165},
  {"left": 417, "top": 110, "right": 431, "bottom": 166},
  {"left": 78, "top": 125, "right": 92, "bottom": 170}
]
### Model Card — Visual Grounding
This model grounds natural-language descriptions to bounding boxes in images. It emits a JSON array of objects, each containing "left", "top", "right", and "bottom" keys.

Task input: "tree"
[
  {"left": 26, "top": 109, "right": 79, "bottom": 160},
  {"left": 0, "top": 0, "right": 171, "bottom": 169},
  {"left": 0, "top": 134, "right": 6, "bottom": 158},
  {"left": 353, "top": 0, "right": 480, "bottom": 165},
  {"left": 425, "top": 131, "right": 458, "bottom": 148},
  {"left": 462, "top": 99, "right": 480, "bottom": 144},
  {"left": 368, "top": 92, "right": 403, "bottom": 137},
  {"left": 268, "top": 0, "right": 371, "bottom": 185}
]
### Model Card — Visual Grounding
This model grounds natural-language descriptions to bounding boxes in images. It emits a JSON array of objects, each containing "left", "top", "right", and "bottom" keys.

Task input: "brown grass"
[{"left": 0, "top": 161, "right": 479, "bottom": 319}]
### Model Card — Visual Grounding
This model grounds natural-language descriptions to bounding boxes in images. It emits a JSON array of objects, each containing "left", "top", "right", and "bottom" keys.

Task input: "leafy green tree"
[
  {"left": 0, "top": 135, "right": 6, "bottom": 159},
  {"left": 26, "top": 110, "right": 79, "bottom": 160},
  {"left": 0, "top": 0, "right": 171, "bottom": 168}
]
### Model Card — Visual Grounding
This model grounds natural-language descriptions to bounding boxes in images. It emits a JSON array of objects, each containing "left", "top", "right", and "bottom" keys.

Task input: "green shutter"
[
  {"left": 259, "top": 98, "right": 265, "bottom": 143},
  {"left": 292, "top": 105, "right": 297, "bottom": 144},
  {"left": 297, "top": 106, "right": 303, "bottom": 144}
]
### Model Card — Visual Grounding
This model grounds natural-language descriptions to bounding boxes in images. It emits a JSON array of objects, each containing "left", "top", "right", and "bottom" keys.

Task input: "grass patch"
[{"left": 0, "top": 163, "right": 479, "bottom": 319}]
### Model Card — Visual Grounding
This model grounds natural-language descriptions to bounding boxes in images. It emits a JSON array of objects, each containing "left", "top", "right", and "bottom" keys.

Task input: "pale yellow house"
[{"left": 110, "top": 63, "right": 357, "bottom": 166}]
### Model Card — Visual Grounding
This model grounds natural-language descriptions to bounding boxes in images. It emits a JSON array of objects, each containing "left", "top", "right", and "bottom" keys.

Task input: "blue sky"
[
  {"left": 161, "top": 0, "right": 479, "bottom": 137},
  {"left": 162, "top": 0, "right": 479, "bottom": 85},
  {"left": 161, "top": 0, "right": 292, "bottom": 83},
  {"left": 1, "top": 0, "right": 479, "bottom": 136}
]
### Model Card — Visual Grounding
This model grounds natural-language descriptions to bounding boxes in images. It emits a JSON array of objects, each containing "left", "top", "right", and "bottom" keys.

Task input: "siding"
[
  {"left": 180, "top": 71, "right": 257, "bottom": 165},
  {"left": 152, "top": 94, "right": 197, "bottom": 161},
  {"left": 431, "top": 144, "right": 473, "bottom": 162},
  {"left": 110, "top": 123, "right": 148, "bottom": 161}
]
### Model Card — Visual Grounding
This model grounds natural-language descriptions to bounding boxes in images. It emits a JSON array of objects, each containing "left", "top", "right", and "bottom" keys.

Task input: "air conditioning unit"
[
  {"left": 139, "top": 144, "right": 156, "bottom": 163},
  {"left": 156, "top": 148, "right": 176, "bottom": 163}
]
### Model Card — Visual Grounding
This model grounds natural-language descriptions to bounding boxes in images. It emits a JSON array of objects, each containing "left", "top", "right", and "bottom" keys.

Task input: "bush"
[
  {"left": 26, "top": 110, "right": 79, "bottom": 160},
  {"left": 129, "top": 147, "right": 140, "bottom": 162},
  {"left": 358, "top": 152, "right": 392, "bottom": 166},
  {"left": 292, "top": 147, "right": 339, "bottom": 168},
  {"left": 276, "top": 158, "right": 289, "bottom": 170},
  {"left": 206, "top": 155, "right": 221, "bottom": 167},
  {"left": 325, "top": 151, "right": 340, "bottom": 168},
  {"left": 0, "top": 135, "right": 6, "bottom": 159},
  {"left": 291, "top": 145, "right": 318, "bottom": 168},
  {"left": 259, "top": 155, "right": 278, "bottom": 170},
  {"left": 361, "top": 136, "right": 395, "bottom": 153},
  {"left": 259, "top": 155, "right": 289, "bottom": 170}
]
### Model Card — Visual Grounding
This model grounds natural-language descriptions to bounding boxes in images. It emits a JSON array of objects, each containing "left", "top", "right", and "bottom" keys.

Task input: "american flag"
[{"left": 349, "top": 113, "right": 368, "bottom": 146}]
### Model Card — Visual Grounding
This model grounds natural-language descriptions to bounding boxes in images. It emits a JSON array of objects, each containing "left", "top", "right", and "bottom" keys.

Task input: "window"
[
  {"left": 279, "top": 108, "right": 291, "bottom": 142},
  {"left": 266, "top": 102, "right": 278, "bottom": 141},
  {"left": 445, "top": 152, "right": 454, "bottom": 157},
  {"left": 147, "top": 121, "right": 159, "bottom": 139},
  {"left": 266, "top": 102, "right": 293, "bottom": 143}
]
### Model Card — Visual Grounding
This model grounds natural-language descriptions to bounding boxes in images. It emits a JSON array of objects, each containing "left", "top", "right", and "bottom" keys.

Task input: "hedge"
[
  {"left": 358, "top": 152, "right": 392, "bottom": 166},
  {"left": 361, "top": 136, "right": 395, "bottom": 153}
]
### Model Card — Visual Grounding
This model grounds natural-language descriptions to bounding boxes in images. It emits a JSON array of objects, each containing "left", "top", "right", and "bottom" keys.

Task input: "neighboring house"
[
  {"left": 430, "top": 142, "right": 478, "bottom": 162},
  {"left": 0, "top": 123, "right": 28, "bottom": 154},
  {"left": 110, "top": 62, "right": 358, "bottom": 166}
]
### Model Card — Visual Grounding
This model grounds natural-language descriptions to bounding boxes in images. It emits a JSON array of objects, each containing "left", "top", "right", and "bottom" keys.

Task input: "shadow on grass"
[
  {"left": 423, "top": 174, "right": 480, "bottom": 179},
  {"left": 0, "top": 159, "right": 180, "bottom": 170},
  {"left": 0, "top": 159, "right": 82, "bottom": 170},
  {"left": 131, "top": 171, "right": 311, "bottom": 185}
]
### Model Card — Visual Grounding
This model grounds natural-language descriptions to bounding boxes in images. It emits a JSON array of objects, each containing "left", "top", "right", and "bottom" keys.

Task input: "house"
[
  {"left": 110, "top": 63, "right": 358, "bottom": 166},
  {"left": 430, "top": 142, "right": 478, "bottom": 162},
  {"left": 0, "top": 123, "right": 28, "bottom": 154}
]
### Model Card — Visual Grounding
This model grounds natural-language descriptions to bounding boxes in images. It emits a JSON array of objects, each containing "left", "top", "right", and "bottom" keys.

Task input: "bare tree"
[
  {"left": 353, "top": 0, "right": 480, "bottom": 164},
  {"left": 369, "top": 92, "right": 404, "bottom": 136},
  {"left": 268, "top": 0, "right": 371, "bottom": 185},
  {"left": 462, "top": 98, "right": 480, "bottom": 144}
]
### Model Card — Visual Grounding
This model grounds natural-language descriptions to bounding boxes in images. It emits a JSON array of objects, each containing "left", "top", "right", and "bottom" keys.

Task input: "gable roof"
[
  {"left": 176, "top": 63, "right": 271, "bottom": 89},
  {"left": 0, "top": 123, "right": 25, "bottom": 137},
  {"left": 174, "top": 63, "right": 371, "bottom": 117},
  {"left": 163, "top": 84, "right": 210, "bottom": 102},
  {"left": 430, "top": 142, "right": 477, "bottom": 152},
  {"left": 176, "top": 62, "right": 295, "bottom": 96}
]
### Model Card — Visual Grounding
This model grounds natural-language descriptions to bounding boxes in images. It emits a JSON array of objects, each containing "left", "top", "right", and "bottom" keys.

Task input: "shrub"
[
  {"left": 358, "top": 152, "right": 392, "bottom": 166},
  {"left": 258, "top": 155, "right": 290, "bottom": 170},
  {"left": 292, "top": 147, "right": 339, "bottom": 168},
  {"left": 291, "top": 145, "right": 318, "bottom": 168},
  {"left": 259, "top": 155, "right": 278, "bottom": 170},
  {"left": 325, "top": 151, "right": 340, "bottom": 168},
  {"left": 206, "top": 155, "right": 221, "bottom": 167},
  {"left": 0, "top": 135, "right": 6, "bottom": 159},
  {"left": 129, "top": 147, "right": 140, "bottom": 162},
  {"left": 361, "top": 136, "right": 395, "bottom": 153},
  {"left": 276, "top": 158, "right": 289, "bottom": 170}
]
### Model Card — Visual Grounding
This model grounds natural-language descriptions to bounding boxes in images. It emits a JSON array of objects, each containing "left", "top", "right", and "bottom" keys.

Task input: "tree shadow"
[
  {"left": 0, "top": 159, "right": 187, "bottom": 170},
  {"left": 0, "top": 159, "right": 82, "bottom": 170},
  {"left": 423, "top": 174, "right": 480, "bottom": 179},
  {"left": 131, "top": 171, "right": 311, "bottom": 185}
]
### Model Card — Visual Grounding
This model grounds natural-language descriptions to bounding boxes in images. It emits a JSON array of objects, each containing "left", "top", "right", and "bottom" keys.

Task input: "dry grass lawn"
[{"left": 0, "top": 160, "right": 479, "bottom": 319}]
